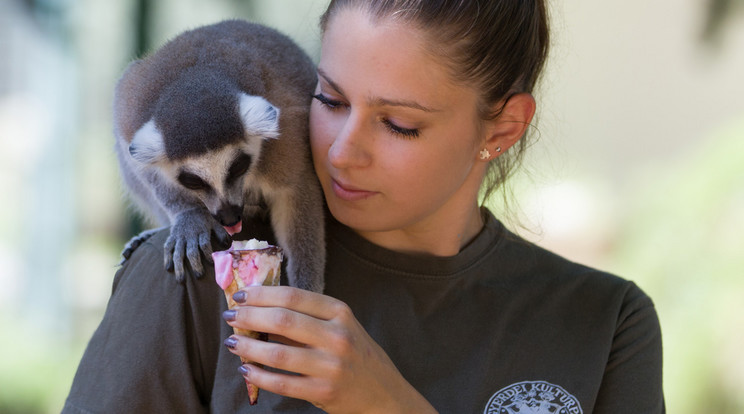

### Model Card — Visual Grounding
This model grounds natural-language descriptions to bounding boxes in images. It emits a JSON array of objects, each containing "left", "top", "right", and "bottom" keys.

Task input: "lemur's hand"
[{"left": 164, "top": 208, "right": 232, "bottom": 282}]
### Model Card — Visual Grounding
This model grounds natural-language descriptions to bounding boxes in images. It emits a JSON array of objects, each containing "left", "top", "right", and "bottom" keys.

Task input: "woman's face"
[{"left": 310, "top": 8, "right": 489, "bottom": 251}]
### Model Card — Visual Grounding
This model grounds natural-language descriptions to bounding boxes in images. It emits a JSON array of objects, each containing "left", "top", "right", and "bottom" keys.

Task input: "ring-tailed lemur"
[{"left": 114, "top": 19, "right": 324, "bottom": 292}]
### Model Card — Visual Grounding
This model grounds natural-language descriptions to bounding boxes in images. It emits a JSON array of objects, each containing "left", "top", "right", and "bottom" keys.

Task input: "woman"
[{"left": 64, "top": 0, "right": 664, "bottom": 413}]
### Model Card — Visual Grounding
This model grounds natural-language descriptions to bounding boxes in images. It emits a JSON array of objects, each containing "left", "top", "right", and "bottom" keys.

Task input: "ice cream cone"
[{"left": 213, "top": 240, "right": 283, "bottom": 405}]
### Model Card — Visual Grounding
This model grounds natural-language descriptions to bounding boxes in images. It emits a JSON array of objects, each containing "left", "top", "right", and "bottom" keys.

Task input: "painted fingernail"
[
  {"left": 233, "top": 291, "right": 247, "bottom": 303},
  {"left": 238, "top": 365, "right": 251, "bottom": 376},
  {"left": 222, "top": 309, "right": 237, "bottom": 321},
  {"left": 224, "top": 336, "right": 238, "bottom": 349}
]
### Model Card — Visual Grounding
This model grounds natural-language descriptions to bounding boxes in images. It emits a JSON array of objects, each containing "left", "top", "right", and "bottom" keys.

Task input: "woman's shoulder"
[
  {"left": 115, "top": 227, "right": 171, "bottom": 283},
  {"left": 492, "top": 227, "right": 656, "bottom": 317},
  {"left": 64, "top": 225, "right": 233, "bottom": 413},
  {"left": 113, "top": 227, "right": 196, "bottom": 295},
  {"left": 474, "top": 208, "right": 652, "bottom": 307},
  {"left": 106, "top": 225, "right": 226, "bottom": 330}
]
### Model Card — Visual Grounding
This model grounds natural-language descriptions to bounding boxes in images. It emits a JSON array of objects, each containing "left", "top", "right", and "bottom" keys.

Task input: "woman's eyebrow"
[
  {"left": 317, "top": 68, "right": 440, "bottom": 113},
  {"left": 317, "top": 68, "right": 345, "bottom": 95},
  {"left": 367, "top": 96, "right": 440, "bottom": 113}
]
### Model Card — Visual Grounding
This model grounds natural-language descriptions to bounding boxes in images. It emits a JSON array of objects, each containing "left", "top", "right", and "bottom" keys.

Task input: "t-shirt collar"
[{"left": 327, "top": 208, "right": 505, "bottom": 278}]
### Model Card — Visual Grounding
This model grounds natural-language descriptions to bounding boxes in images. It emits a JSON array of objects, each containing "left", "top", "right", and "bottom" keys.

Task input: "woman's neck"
[{"left": 355, "top": 204, "right": 485, "bottom": 257}]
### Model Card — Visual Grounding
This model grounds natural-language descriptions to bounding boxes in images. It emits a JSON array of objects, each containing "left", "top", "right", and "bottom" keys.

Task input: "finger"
[
  {"left": 226, "top": 335, "right": 325, "bottom": 376},
  {"left": 163, "top": 237, "right": 175, "bottom": 272},
  {"left": 267, "top": 333, "right": 306, "bottom": 348},
  {"left": 234, "top": 286, "right": 350, "bottom": 321},
  {"left": 173, "top": 239, "right": 186, "bottom": 282},
  {"left": 226, "top": 305, "right": 328, "bottom": 347},
  {"left": 238, "top": 361, "right": 327, "bottom": 405},
  {"left": 186, "top": 238, "right": 204, "bottom": 278},
  {"left": 213, "top": 226, "right": 232, "bottom": 250},
  {"left": 199, "top": 232, "right": 214, "bottom": 264}
]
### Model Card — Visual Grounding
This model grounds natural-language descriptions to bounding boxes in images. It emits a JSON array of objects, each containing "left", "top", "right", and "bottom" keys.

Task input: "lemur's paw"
[
  {"left": 164, "top": 209, "right": 231, "bottom": 282},
  {"left": 119, "top": 227, "right": 165, "bottom": 265}
]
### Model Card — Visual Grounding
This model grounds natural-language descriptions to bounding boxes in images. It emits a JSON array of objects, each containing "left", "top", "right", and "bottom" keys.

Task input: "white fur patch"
[
  {"left": 129, "top": 119, "right": 166, "bottom": 164},
  {"left": 239, "top": 94, "right": 281, "bottom": 140}
]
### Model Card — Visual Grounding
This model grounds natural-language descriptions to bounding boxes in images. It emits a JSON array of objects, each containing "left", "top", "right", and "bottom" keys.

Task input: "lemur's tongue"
[{"left": 224, "top": 221, "right": 243, "bottom": 236}]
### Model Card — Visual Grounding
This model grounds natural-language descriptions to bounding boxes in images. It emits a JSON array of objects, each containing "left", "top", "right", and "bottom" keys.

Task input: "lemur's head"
[{"left": 128, "top": 91, "right": 280, "bottom": 235}]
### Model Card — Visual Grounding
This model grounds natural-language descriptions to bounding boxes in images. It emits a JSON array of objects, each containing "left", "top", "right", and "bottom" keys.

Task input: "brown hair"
[{"left": 319, "top": 0, "right": 550, "bottom": 203}]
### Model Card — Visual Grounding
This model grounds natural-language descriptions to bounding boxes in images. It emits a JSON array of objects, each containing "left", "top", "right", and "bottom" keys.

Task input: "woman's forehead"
[{"left": 318, "top": 8, "right": 474, "bottom": 103}]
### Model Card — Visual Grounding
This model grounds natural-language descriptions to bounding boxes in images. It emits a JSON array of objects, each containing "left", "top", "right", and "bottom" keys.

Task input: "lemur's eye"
[
  {"left": 226, "top": 153, "right": 252, "bottom": 184},
  {"left": 178, "top": 172, "right": 211, "bottom": 191}
]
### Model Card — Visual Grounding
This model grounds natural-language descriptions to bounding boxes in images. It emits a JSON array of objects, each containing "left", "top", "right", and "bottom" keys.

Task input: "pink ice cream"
[
  {"left": 213, "top": 252, "right": 236, "bottom": 290},
  {"left": 212, "top": 238, "right": 283, "bottom": 406},
  {"left": 212, "top": 239, "right": 283, "bottom": 290}
]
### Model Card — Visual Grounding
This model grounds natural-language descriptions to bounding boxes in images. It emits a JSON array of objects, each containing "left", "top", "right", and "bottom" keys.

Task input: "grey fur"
[{"left": 114, "top": 20, "right": 325, "bottom": 292}]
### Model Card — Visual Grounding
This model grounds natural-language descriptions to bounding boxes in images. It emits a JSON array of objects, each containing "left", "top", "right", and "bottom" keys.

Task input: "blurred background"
[{"left": 0, "top": 0, "right": 741, "bottom": 412}]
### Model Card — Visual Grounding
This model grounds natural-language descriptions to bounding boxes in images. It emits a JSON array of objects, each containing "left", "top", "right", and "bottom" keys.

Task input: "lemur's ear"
[
  {"left": 129, "top": 119, "right": 166, "bottom": 164},
  {"left": 239, "top": 93, "right": 281, "bottom": 140}
]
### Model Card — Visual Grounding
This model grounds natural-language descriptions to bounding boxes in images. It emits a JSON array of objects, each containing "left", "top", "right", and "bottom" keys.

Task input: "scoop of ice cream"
[
  {"left": 212, "top": 239, "right": 282, "bottom": 290},
  {"left": 232, "top": 239, "right": 270, "bottom": 250},
  {"left": 236, "top": 252, "right": 281, "bottom": 287}
]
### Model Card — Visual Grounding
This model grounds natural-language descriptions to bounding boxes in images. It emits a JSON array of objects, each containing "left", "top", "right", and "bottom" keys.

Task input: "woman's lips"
[{"left": 331, "top": 179, "right": 377, "bottom": 201}]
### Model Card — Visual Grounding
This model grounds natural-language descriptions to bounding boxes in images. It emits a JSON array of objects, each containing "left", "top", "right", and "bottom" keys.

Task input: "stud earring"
[
  {"left": 496, "top": 146, "right": 502, "bottom": 152},
  {"left": 479, "top": 148, "right": 491, "bottom": 160}
]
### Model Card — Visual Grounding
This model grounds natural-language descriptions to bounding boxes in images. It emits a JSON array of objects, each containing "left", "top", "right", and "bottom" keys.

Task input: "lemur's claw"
[{"left": 164, "top": 209, "right": 228, "bottom": 282}]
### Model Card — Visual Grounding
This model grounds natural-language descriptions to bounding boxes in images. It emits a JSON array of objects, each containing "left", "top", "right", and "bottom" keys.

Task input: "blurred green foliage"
[
  {"left": 0, "top": 316, "right": 86, "bottom": 414},
  {"left": 609, "top": 119, "right": 744, "bottom": 413}
]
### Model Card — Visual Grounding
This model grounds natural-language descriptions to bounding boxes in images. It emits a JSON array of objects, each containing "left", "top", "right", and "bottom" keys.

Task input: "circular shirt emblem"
[{"left": 484, "top": 380, "right": 583, "bottom": 414}]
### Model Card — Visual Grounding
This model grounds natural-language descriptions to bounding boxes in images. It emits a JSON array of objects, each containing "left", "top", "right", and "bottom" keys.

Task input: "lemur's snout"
[{"left": 215, "top": 204, "right": 242, "bottom": 227}]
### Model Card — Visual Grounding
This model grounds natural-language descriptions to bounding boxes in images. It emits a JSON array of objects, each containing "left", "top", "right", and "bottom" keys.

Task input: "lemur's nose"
[{"left": 215, "top": 204, "right": 242, "bottom": 226}]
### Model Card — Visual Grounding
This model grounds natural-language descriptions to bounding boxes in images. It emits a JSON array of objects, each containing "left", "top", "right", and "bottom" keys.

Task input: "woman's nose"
[{"left": 328, "top": 112, "right": 372, "bottom": 169}]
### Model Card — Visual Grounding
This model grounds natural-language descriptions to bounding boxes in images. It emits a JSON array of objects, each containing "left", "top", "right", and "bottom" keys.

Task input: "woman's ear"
[{"left": 482, "top": 93, "right": 536, "bottom": 155}]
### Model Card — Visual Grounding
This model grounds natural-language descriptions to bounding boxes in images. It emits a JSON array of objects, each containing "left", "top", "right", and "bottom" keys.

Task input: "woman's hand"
[{"left": 222, "top": 286, "right": 437, "bottom": 414}]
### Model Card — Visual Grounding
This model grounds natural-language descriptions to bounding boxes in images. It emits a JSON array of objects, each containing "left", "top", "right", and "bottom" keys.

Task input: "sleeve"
[
  {"left": 593, "top": 282, "right": 665, "bottom": 413},
  {"left": 62, "top": 230, "right": 223, "bottom": 414}
]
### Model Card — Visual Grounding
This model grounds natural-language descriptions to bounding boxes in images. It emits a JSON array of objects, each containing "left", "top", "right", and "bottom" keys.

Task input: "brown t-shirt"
[{"left": 63, "top": 211, "right": 664, "bottom": 413}]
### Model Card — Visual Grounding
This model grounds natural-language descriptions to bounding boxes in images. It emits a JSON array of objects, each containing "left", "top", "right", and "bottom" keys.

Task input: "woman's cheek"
[{"left": 309, "top": 107, "right": 332, "bottom": 165}]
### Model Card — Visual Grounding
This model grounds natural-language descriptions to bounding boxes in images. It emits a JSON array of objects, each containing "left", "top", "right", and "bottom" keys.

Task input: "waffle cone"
[{"left": 217, "top": 246, "right": 282, "bottom": 405}]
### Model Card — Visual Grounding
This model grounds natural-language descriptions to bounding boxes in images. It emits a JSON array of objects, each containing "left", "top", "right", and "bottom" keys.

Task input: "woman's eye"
[
  {"left": 312, "top": 93, "right": 345, "bottom": 110},
  {"left": 382, "top": 119, "right": 420, "bottom": 139},
  {"left": 313, "top": 93, "right": 419, "bottom": 138}
]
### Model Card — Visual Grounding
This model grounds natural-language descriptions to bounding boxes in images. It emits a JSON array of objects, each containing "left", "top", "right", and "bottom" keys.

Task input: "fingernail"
[
  {"left": 238, "top": 365, "right": 251, "bottom": 376},
  {"left": 233, "top": 291, "right": 247, "bottom": 303},
  {"left": 222, "top": 309, "right": 236, "bottom": 321},
  {"left": 224, "top": 336, "right": 238, "bottom": 349}
]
